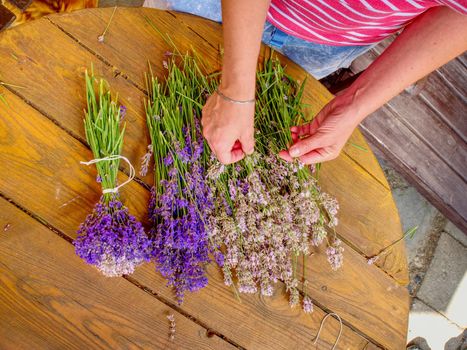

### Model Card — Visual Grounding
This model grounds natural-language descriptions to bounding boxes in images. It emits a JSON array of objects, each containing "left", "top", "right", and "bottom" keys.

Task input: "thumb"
[
  {"left": 289, "top": 133, "right": 325, "bottom": 158},
  {"left": 239, "top": 131, "right": 255, "bottom": 155}
]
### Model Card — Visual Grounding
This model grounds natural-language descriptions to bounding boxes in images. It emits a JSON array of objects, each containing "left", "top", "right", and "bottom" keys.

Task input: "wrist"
[
  {"left": 339, "top": 80, "right": 371, "bottom": 124},
  {"left": 220, "top": 69, "right": 256, "bottom": 100}
]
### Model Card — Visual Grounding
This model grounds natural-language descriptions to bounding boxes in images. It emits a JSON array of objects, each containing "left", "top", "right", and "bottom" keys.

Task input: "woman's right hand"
[{"left": 202, "top": 89, "right": 255, "bottom": 164}]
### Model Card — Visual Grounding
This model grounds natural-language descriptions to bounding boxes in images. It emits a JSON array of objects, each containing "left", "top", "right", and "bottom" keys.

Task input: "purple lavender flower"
[
  {"left": 149, "top": 124, "right": 214, "bottom": 303},
  {"left": 213, "top": 250, "right": 224, "bottom": 267},
  {"left": 163, "top": 154, "right": 174, "bottom": 166},
  {"left": 119, "top": 105, "right": 127, "bottom": 120},
  {"left": 74, "top": 196, "right": 152, "bottom": 277}
]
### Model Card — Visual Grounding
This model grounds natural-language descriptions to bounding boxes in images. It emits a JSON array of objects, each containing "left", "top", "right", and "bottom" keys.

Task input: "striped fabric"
[{"left": 267, "top": 0, "right": 467, "bottom": 46}]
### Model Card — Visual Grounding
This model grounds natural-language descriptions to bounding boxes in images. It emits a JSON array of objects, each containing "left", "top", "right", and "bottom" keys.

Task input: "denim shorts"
[{"left": 168, "top": 0, "right": 375, "bottom": 79}]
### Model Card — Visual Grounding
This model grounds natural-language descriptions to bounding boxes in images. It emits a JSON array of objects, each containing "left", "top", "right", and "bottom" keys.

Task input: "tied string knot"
[{"left": 80, "top": 155, "right": 135, "bottom": 194}]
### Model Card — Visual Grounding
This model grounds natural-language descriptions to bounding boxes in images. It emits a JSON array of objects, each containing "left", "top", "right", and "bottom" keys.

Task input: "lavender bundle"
[
  {"left": 74, "top": 71, "right": 152, "bottom": 277},
  {"left": 145, "top": 55, "right": 217, "bottom": 303},
  {"left": 144, "top": 50, "right": 342, "bottom": 309},
  {"left": 207, "top": 58, "right": 342, "bottom": 309}
]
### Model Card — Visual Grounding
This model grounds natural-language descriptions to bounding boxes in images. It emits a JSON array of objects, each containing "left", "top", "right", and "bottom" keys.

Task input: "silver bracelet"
[{"left": 216, "top": 89, "right": 255, "bottom": 105}]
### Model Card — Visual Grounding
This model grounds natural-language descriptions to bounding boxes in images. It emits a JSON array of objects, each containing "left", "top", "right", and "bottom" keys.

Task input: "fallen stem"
[
  {"left": 0, "top": 81, "right": 26, "bottom": 89},
  {"left": 368, "top": 226, "right": 418, "bottom": 263},
  {"left": 98, "top": 6, "right": 117, "bottom": 42}
]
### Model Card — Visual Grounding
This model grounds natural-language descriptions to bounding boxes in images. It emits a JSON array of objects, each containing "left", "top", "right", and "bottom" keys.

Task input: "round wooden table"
[{"left": 0, "top": 7, "right": 409, "bottom": 350}]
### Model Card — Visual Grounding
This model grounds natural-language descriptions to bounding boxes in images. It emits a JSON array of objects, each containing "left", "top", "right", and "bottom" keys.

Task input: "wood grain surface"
[
  {"left": 0, "top": 86, "right": 399, "bottom": 349},
  {"left": 0, "top": 8, "right": 410, "bottom": 349},
  {"left": 0, "top": 198, "right": 236, "bottom": 350}
]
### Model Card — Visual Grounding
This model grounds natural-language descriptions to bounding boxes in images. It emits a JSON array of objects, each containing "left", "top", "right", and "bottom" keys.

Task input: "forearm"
[
  {"left": 344, "top": 6, "right": 467, "bottom": 123},
  {"left": 220, "top": 0, "right": 270, "bottom": 99}
]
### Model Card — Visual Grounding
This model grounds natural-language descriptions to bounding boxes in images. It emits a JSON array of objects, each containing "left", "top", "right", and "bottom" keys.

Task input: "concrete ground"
[{"left": 376, "top": 155, "right": 467, "bottom": 350}]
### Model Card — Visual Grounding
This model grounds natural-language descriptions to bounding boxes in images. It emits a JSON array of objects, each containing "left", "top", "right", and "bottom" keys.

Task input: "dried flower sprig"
[
  {"left": 97, "top": 6, "right": 117, "bottom": 43},
  {"left": 207, "top": 153, "right": 321, "bottom": 303},
  {"left": 302, "top": 255, "right": 314, "bottom": 313},
  {"left": 74, "top": 70, "right": 152, "bottom": 277},
  {"left": 139, "top": 144, "right": 153, "bottom": 177},
  {"left": 167, "top": 314, "right": 176, "bottom": 341},
  {"left": 326, "top": 238, "right": 344, "bottom": 271}
]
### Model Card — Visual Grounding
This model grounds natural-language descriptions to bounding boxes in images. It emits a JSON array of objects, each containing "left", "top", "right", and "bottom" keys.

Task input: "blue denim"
[{"left": 168, "top": 0, "right": 374, "bottom": 79}]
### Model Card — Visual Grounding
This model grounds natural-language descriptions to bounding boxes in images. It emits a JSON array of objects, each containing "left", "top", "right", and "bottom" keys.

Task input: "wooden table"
[{"left": 0, "top": 8, "right": 409, "bottom": 350}]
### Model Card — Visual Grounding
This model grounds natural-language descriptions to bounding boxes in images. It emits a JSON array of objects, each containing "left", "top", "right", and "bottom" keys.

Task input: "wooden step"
[
  {"left": 8, "top": 0, "right": 33, "bottom": 11},
  {"left": 349, "top": 41, "right": 467, "bottom": 233},
  {"left": 0, "top": 4, "right": 15, "bottom": 31}
]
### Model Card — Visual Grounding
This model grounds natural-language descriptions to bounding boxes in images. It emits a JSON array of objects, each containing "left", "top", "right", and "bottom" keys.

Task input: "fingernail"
[{"left": 289, "top": 147, "right": 299, "bottom": 157}]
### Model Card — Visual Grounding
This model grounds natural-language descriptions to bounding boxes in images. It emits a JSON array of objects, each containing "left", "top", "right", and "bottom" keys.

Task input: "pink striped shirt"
[{"left": 267, "top": 0, "right": 467, "bottom": 46}]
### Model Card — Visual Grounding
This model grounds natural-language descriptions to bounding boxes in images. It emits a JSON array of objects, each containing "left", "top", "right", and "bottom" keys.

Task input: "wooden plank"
[
  {"left": 437, "top": 56, "right": 467, "bottom": 98},
  {"left": 429, "top": 59, "right": 467, "bottom": 139},
  {"left": 354, "top": 39, "right": 467, "bottom": 141},
  {"left": 47, "top": 8, "right": 407, "bottom": 283},
  {"left": 0, "top": 198, "right": 236, "bottom": 350},
  {"left": 361, "top": 107, "right": 467, "bottom": 232},
  {"left": 418, "top": 69, "right": 467, "bottom": 141},
  {"left": 457, "top": 53, "right": 467, "bottom": 67},
  {"left": 386, "top": 91, "right": 467, "bottom": 182},
  {"left": 47, "top": 8, "right": 219, "bottom": 90},
  {"left": 0, "top": 85, "right": 405, "bottom": 348}
]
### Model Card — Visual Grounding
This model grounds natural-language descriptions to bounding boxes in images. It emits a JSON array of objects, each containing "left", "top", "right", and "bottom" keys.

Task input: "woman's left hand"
[{"left": 279, "top": 92, "right": 363, "bottom": 164}]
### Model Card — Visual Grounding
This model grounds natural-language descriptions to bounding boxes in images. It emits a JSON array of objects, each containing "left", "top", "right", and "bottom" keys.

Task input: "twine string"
[
  {"left": 312, "top": 313, "right": 343, "bottom": 350},
  {"left": 80, "top": 155, "right": 135, "bottom": 194}
]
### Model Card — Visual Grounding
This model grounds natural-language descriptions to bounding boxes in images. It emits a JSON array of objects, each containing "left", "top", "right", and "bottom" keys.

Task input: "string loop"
[
  {"left": 312, "top": 312, "right": 343, "bottom": 350},
  {"left": 80, "top": 155, "right": 135, "bottom": 194}
]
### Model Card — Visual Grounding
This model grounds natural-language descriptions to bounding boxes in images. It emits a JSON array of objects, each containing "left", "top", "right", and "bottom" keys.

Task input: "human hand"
[
  {"left": 202, "top": 90, "right": 255, "bottom": 164},
  {"left": 279, "top": 93, "right": 362, "bottom": 164}
]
